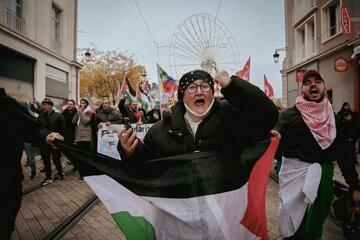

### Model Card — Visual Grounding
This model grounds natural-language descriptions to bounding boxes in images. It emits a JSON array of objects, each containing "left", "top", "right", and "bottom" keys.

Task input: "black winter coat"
[
  {"left": 274, "top": 106, "right": 360, "bottom": 192},
  {"left": 119, "top": 76, "right": 279, "bottom": 163},
  {"left": 37, "top": 110, "right": 65, "bottom": 135},
  {"left": 62, "top": 108, "right": 77, "bottom": 144},
  {"left": 118, "top": 99, "right": 138, "bottom": 123}
]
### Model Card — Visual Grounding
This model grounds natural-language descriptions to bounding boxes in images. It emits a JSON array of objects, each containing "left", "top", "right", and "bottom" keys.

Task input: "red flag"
[
  {"left": 263, "top": 75, "right": 274, "bottom": 99},
  {"left": 143, "top": 80, "right": 150, "bottom": 92},
  {"left": 236, "top": 57, "right": 251, "bottom": 81}
]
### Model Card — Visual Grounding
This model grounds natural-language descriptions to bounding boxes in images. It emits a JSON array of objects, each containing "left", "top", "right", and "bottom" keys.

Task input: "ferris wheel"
[{"left": 169, "top": 13, "right": 241, "bottom": 79}]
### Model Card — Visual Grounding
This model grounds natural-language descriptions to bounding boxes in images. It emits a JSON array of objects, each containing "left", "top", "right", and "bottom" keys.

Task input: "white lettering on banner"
[{"left": 97, "top": 123, "right": 154, "bottom": 160}]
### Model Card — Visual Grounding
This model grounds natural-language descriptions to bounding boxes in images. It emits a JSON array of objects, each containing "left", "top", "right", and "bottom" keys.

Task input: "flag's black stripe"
[
  {"left": 126, "top": 76, "right": 136, "bottom": 97},
  {"left": 55, "top": 139, "right": 270, "bottom": 198}
]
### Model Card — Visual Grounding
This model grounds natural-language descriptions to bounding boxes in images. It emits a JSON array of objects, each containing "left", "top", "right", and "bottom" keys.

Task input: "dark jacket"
[
  {"left": 147, "top": 108, "right": 161, "bottom": 123},
  {"left": 96, "top": 107, "right": 122, "bottom": 125},
  {"left": 0, "top": 90, "right": 51, "bottom": 240},
  {"left": 62, "top": 108, "right": 77, "bottom": 144},
  {"left": 0, "top": 94, "right": 49, "bottom": 184},
  {"left": 118, "top": 99, "right": 139, "bottom": 123},
  {"left": 118, "top": 76, "right": 279, "bottom": 163},
  {"left": 274, "top": 106, "right": 359, "bottom": 192},
  {"left": 37, "top": 110, "right": 65, "bottom": 135}
]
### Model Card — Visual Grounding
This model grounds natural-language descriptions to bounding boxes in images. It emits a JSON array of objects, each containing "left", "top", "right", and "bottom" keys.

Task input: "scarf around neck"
[
  {"left": 184, "top": 98, "right": 214, "bottom": 137},
  {"left": 295, "top": 96, "right": 336, "bottom": 149}
]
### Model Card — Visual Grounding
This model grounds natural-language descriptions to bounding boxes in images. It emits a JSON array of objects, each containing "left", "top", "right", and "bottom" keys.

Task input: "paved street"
[{"left": 11, "top": 154, "right": 354, "bottom": 239}]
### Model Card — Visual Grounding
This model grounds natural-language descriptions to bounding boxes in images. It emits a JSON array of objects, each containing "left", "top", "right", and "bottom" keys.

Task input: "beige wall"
[
  {"left": 282, "top": 0, "right": 360, "bottom": 111},
  {"left": 0, "top": 0, "right": 80, "bottom": 104}
]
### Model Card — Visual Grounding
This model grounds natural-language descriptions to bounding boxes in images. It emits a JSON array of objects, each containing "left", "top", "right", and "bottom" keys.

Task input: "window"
[
  {"left": 321, "top": 0, "right": 341, "bottom": 41},
  {"left": 6, "top": 0, "right": 22, "bottom": 16},
  {"left": 51, "top": 5, "right": 61, "bottom": 51},
  {"left": 294, "top": 15, "right": 316, "bottom": 64},
  {"left": 6, "top": 0, "right": 25, "bottom": 33},
  {"left": 329, "top": 4, "right": 340, "bottom": 36},
  {"left": 46, "top": 65, "right": 69, "bottom": 99}
]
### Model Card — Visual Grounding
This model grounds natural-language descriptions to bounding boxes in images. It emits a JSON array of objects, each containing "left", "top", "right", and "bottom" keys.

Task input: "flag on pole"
[
  {"left": 118, "top": 76, "right": 134, "bottom": 102},
  {"left": 136, "top": 84, "right": 150, "bottom": 111},
  {"left": 143, "top": 80, "right": 150, "bottom": 93},
  {"left": 126, "top": 76, "right": 136, "bottom": 98},
  {"left": 264, "top": 75, "right": 274, "bottom": 99},
  {"left": 157, "top": 64, "right": 177, "bottom": 94},
  {"left": 236, "top": 57, "right": 251, "bottom": 81},
  {"left": 55, "top": 137, "right": 279, "bottom": 240}
]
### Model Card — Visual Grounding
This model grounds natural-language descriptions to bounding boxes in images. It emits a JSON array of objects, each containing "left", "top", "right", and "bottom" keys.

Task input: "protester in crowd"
[
  {"left": 61, "top": 99, "right": 78, "bottom": 165},
  {"left": 118, "top": 69, "right": 278, "bottom": 163},
  {"left": 0, "top": 88, "right": 63, "bottom": 240},
  {"left": 94, "top": 96, "right": 109, "bottom": 114},
  {"left": 72, "top": 98, "right": 97, "bottom": 182},
  {"left": 96, "top": 98, "right": 122, "bottom": 128},
  {"left": 37, "top": 98, "right": 66, "bottom": 185},
  {"left": 338, "top": 102, "right": 352, "bottom": 119},
  {"left": 274, "top": 70, "right": 360, "bottom": 239},
  {"left": 118, "top": 95, "right": 141, "bottom": 123},
  {"left": 138, "top": 106, "right": 149, "bottom": 123},
  {"left": 18, "top": 101, "right": 38, "bottom": 179},
  {"left": 342, "top": 110, "right": 360, "bottom": 165},
  {"left": 62, "top": 99, "right": 77, "bottom": 145},
  {"left": 147, "top": 107, "right": 162, "bottom": 123},
  {"left": 338, "top": 102, "right": 360, "bottom": 154}
]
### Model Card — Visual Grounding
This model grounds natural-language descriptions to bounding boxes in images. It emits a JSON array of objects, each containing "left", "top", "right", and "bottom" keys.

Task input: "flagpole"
[
  {"left": 115, "top": 71, "right": 127, "bottom": 107},
  {"left": 156, "top": 62, "right": 164, "bottom": 120}
]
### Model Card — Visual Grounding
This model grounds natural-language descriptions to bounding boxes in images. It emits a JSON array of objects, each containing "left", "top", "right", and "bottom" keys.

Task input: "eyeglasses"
[{"left": 186, "top": 82, "right": 211, "bottom": 94}]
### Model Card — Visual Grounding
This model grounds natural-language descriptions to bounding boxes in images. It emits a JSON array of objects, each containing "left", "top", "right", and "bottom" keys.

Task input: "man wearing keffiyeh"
[{"left": 274, "top": 70, "right": 360, "bottom": 239}]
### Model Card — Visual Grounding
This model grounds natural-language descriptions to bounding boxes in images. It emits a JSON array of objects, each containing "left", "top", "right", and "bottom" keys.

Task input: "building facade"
[
  {"left": 0, "top": 0, "right": 80, "bottom": 110},
  {"left": 282, "top": 0, "right": 360, "bottom": 113}
]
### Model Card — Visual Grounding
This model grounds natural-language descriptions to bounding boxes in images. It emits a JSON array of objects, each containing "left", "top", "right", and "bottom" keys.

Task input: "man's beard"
[{"left": 303, "top": 94, "right": 325, "bottom": 103}]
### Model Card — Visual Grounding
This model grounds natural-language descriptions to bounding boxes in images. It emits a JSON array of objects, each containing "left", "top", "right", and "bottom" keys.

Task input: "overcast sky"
[{"left": 78, "top": 0, "right": 285, "bottom": 97}]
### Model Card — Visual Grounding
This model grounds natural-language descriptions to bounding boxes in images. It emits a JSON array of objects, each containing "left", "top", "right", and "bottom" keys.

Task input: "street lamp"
[
  {"left": 273, "top": 47, "right": 286, "bottom": 64},
  {"left": 84, "top": 49, "right": 91, "bottom": 58},
  {"left": 273, "top": 51, "right": 280, "bottom": 63}
]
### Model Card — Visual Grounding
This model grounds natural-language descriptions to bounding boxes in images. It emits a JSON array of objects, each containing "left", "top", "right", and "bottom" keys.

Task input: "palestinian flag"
[
  {"left": 136, "top": 84, "right": 150, "bottom": 111},
  {"left": 118, "top": 76, "right": 134, "bottom": 102},
  {"left": 55, "top": 137, "right": 278, "bottom": 240}
]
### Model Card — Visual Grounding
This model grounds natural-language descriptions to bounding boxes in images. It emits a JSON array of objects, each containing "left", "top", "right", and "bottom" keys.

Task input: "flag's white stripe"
[{"left": 85, "top": 175, "right": 260, "bottom": 240}]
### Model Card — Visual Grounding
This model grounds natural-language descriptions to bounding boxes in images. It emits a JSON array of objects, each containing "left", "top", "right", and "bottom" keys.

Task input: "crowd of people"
[
  {"left": 2, "top": 68, "right": 360, "bottom": 239},
  {"left": 26, "top": 96, "right": 163, "bottom": 183}
]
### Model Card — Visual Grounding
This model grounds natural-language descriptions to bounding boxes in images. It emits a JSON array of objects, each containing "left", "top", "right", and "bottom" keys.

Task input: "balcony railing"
[
  {"left": 6, "top": 8, "right": 25, "bottom": 33},
  {"left": 293, "top": 38, "right": 317, "bottom": 65}
]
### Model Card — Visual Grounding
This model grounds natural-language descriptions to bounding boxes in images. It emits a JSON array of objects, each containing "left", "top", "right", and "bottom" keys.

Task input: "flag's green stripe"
[
  {"left": 138, "top": 98, "right": 149, "bottom": 111},
  {"left": 122, "top": 90, "right": 133, "bottom": 102},
  {"left": 112, "top": 211, "right": 156, "bottom": 240}
]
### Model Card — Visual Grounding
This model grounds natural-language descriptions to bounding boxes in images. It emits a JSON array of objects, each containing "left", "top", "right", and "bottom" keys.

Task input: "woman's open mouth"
[{"left": 195, "top": 99, "right": 205, "bottom": 106}]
